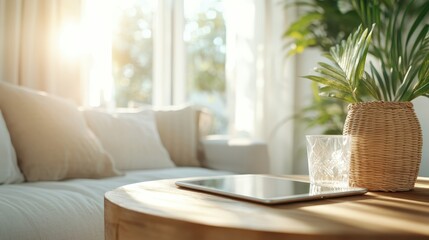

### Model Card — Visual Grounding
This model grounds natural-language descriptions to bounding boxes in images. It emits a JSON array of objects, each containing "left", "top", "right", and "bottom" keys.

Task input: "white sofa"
[{"left": 0, "top": 82, "right": 269, "bottom": 240}]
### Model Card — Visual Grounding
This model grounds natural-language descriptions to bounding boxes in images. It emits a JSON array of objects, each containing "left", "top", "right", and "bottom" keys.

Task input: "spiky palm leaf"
[
  {"left": 305, "top": 25, "right": 374, "bottom": 103},
  {"left": 307, "top": 0, "right": 429, "bottom": 103},
  {"left": 354, "top": 0, "right": 429, "bottom": 101}
]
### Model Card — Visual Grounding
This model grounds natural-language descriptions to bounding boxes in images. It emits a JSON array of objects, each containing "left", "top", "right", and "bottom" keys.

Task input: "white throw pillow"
[
  {"left": 83, "top": 109, "right": 175, "bottom": 170},
  {"left": 0, "top": 111, "right": 24, "bottom": 184}
]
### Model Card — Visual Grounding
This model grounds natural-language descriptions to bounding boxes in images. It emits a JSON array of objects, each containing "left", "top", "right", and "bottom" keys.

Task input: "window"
[
  {"left": 183, "top": 0, "right": 227, "bottom": 133},
  {"left": 112, "top": 0, "right": 155, "bottom": 107},
  {"left": 95, "top": 0, "right": 228, "bottom": 133}
]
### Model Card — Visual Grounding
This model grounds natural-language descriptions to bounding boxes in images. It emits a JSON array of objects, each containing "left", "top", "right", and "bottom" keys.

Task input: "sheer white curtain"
[
  {"left": 0, "top": 0, "right": 86, "bottom": 105},
  {"left": 225, "top": 0, "right": 297, "bottom": 174},
  {"left": 153, "top": 0, "right": 192, "bottom": 107}
]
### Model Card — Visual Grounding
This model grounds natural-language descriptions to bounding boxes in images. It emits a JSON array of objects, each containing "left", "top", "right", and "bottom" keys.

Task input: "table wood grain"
[{"left": 105, "top": 176, "right": 429, "bottom": 240}]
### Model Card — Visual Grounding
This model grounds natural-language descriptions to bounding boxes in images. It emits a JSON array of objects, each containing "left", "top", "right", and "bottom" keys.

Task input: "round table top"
[{"left": 105, "top": 175, "right": 429, "bottom": 240}]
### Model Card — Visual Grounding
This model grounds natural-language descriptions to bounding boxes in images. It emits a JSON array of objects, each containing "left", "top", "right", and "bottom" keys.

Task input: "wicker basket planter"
[{"left": 343, "top": 101, "right": 423, "bottom": 192}]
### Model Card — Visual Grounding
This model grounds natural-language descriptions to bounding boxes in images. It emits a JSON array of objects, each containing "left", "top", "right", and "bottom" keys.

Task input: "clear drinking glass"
[{"left": 306, "top": 135, "right": 352, "bottom": 187}]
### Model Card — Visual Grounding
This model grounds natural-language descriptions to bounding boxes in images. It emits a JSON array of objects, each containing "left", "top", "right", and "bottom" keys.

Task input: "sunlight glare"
[
  {"left": 83, "top": 0, "right": 114, "bottom": 107},
  {"left": 59, "top": 23, "right": 83, "bottom": 58}
]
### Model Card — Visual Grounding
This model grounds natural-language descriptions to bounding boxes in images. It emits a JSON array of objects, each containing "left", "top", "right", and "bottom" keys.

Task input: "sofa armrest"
[{"left": 201, "top": 136, "right": 270, "bottom": 174}]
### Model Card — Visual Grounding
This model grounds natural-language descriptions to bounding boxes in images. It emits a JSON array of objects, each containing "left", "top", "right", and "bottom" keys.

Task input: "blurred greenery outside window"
[
  {"left": 112, "top": 0, "right": 155, "bottom": 107},
  {"left": 112, "top": 0, "right": 227, "bottom": 134}
]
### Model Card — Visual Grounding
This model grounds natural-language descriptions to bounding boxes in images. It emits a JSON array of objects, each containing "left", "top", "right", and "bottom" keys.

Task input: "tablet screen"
[{"left": 176, "top": 174, "right": 367, "bottom": 204}]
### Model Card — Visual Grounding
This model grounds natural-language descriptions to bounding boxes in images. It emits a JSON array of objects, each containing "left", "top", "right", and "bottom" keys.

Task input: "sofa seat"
[{"left": 0, "top": 167, "right": 230, "bottom": 240}]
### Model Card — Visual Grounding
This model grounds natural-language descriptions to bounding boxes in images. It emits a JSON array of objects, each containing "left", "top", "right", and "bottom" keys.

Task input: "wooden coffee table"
[{"left": 105, "top": 176, "right": 429, "bottom": 240}]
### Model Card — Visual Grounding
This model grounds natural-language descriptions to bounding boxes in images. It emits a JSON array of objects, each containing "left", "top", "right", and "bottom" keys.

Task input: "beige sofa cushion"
[
  {"left": 83, "top": 109, "right": 175, "bottom": 170},
  {"left": 154, "top": 105, "right": 202, "bottom": 167},
  {"left": 0, "top": 82, "right": 120, "bottom": 181}
]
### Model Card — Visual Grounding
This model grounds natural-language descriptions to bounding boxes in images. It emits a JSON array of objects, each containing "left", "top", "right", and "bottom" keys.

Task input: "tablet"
[{"left": 175, "top": 174, "right": 367, "bottom": 204}]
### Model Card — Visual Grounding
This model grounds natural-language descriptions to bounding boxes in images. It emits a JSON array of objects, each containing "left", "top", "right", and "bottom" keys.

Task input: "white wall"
[
  {"left": 413, "top": 98, "right": 429, "bottom": 177},
  {"left": 292, "top": 49, "right": 429, "bottom": 177},
  {"left": 292, "top": 48, "right": 324, "bottom": 174}
]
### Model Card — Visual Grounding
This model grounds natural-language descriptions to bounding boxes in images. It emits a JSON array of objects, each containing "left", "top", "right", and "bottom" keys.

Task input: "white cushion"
[
  {"left": 83, "top": 109, "right": 175, "bottom": 170},
  {"left": 0, "top": 111, "right": 24, "bottom": 184}
]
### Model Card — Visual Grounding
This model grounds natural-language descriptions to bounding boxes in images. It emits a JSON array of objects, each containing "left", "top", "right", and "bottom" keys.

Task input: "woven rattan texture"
[{"left": 343, "top": 102, "right": 422, "bottom": 192}]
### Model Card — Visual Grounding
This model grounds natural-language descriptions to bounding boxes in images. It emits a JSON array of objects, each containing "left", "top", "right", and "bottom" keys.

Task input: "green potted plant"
[
  {"left": 284, "top": 0, "right": 360, "bottom": 134},
  {"left": 305, "top": 0, "right": 429, "bottom": 191}
]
